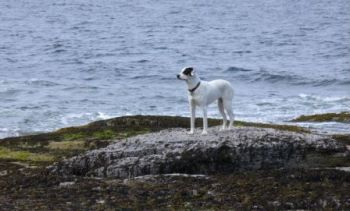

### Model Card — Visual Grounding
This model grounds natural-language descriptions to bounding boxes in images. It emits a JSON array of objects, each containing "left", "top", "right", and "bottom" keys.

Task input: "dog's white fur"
[{"left": 177, "top": 67, "right": 234, "bottom": 134}]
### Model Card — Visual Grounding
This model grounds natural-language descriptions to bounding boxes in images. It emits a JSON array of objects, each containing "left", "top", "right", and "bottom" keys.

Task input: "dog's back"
[{"left": 207, "top": 79, "right": 234, "bottom": 101}]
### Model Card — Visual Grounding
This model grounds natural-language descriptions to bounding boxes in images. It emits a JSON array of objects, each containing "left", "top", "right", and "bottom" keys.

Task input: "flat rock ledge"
[{"left": 49, "top": 127, "right": 346, "bottom": 179}]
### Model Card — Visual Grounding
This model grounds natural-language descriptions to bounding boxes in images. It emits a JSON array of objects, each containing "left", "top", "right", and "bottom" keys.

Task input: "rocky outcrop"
[
  {"left": 49, "top": 127, "right": 347, "bottom": 179},
  {"left": 291, "top": 112, "right": 350, "bottom": 123}
]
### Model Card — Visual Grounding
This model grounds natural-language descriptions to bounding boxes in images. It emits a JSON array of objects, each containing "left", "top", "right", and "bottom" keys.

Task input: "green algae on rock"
[
  {"left": 332, "top": 134, "right": 350, "bottom": 145},
  {"left": 291, "top": 112, "right": 350, "bottom": 123},
  {"left": 0, "top": 147, "right": 54, "bottom": 162}
]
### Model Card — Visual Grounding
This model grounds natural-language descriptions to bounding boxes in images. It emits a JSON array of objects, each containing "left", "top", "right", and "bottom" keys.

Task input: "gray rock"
[{"left": 49, "top": 127, "right": 346, "bottom": 178}]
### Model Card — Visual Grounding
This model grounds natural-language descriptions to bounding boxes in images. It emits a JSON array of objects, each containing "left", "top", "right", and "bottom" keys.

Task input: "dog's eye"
[{"left": 183, "top": 67, "right": 193, "bottom": 75}]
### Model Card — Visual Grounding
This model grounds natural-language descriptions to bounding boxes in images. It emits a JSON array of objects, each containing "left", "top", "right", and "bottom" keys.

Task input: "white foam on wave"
[
  {"left": 298, "top": 93, "right": 350, "bottom": 102},
  {"left": 96, "top": 112, "right": 114, "bottom": 120},
  {"left": 25, "top": 78, "right": 60, "bottom": 87},
  {"left": 60, "top": 112, "right": 94, "bottom": 125},
  {"left": 0, "top": 127, "right": 20, "bottom": 139},
  {"left": 60, "top": 112, "right": 117, "bottom": 126},
  {"left": 293, "top": 122, "right": 350, "bottom": 134},
  {"left": 0, "top": 128, "right": 9, "bottom": 132}
]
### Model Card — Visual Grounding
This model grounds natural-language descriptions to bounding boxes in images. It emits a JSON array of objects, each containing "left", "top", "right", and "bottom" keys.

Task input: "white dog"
[{"left": 177, "top": 67, "right": 234, "bottom": 134}]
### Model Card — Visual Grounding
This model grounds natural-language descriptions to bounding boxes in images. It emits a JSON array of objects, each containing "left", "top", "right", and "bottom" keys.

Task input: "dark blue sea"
[{"left": 1, "top": 0, "right": 350, "bottom": 138}]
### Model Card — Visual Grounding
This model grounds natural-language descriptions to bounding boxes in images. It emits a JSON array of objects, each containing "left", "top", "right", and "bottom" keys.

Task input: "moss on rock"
[
  {"left": 332, "top": 134, "right": 350, "bottom": 145},
  {"left": 0, "top": 147, "right": 54, "bottom": 162},
  {"left": 47, "top": 141, "right": 86, "bottom": 150}
]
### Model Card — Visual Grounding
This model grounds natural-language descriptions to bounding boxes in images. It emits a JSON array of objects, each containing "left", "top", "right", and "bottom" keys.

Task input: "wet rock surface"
[{"left": 50, "top": 127, "right": 346, "bottom": 178}]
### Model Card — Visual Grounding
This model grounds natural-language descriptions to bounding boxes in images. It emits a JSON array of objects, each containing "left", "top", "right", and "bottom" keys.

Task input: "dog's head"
[{"left": 177, "top": 67, "right": 196, "bottom": 80}]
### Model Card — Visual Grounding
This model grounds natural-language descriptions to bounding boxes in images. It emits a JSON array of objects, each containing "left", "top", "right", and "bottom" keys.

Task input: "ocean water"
[{"left": 0, "top": 0, "right": 349, "bottom": 138}]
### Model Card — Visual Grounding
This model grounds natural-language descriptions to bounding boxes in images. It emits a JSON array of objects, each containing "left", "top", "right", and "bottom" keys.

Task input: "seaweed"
[{"left": 291, "top": 112, "right": 350, "bottom": 123}]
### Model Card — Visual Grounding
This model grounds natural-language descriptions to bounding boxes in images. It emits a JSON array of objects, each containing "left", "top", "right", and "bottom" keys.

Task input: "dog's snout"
[{"left": 176, "top": 74, "right": 180, "bottom": 79}]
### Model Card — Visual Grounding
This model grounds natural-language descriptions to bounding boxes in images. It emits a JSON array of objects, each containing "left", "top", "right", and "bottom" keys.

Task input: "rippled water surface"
[{"left": 1, "top": 0, "right": 350, "bottom": 137}]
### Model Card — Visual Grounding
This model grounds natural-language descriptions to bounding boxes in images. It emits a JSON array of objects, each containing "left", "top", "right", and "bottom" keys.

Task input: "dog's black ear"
[{"left": 183, "top": 67, "right": 194, "bottom": 75}]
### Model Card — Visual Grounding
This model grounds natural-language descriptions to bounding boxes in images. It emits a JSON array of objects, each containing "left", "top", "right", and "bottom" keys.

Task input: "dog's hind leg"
[
  {"left": 202, "top": 106, "right": 208, "bottom": 135},
  {"left": 223, "top": 99, "right": 234, "bottom": 129},
  {"left": 189, "top": 100, "right": 196, "bottom": 134},
  {"left": 218, "top": 98, "right": 227, "bottom": 130}
]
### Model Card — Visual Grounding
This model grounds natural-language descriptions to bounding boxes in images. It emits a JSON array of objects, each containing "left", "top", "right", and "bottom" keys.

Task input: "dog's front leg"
[
  {"left": 202, "top": 106, "right": 208, "bottom": 135},
  {"left": 189, "top": 100, "right": 195, "bottom": 134}
]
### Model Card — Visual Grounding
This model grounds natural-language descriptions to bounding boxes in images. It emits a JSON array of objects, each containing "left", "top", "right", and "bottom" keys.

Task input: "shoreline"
[
  {"left": 0, "top": 114, "right": 349, "bottom": 166},
  {"left": 2, "top": 111, "right": 349, "bottom": 140},
  {"left": 0, "top": 115, "right": 349, "bottom": 210}
]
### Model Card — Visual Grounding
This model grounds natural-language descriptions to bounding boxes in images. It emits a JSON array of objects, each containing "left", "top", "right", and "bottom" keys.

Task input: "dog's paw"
[
  {"left": 188, "top": 130, "right": 194, "bottom": 135},
  {"left": 201, "top": 130, "right": 208, "bottom": 135}
]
